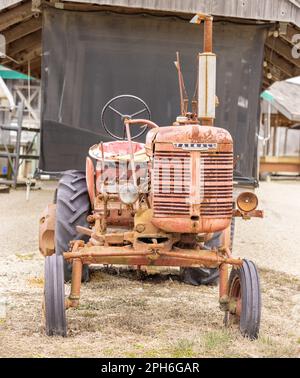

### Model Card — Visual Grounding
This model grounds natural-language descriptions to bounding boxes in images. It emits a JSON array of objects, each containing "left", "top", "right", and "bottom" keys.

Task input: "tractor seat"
[{"left": 89, "top": 140, "right": 149, "bottom": 162}]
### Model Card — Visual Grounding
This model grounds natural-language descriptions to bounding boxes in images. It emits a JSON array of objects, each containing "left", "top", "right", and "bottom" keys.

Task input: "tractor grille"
[
  {"left": 201, "top": 152, "right": 233, "bottom": 217},
  {"left": 153, "top": 150, "right": 233, "bottom": 218},
  {"left": 153, "top": 151, "right": 190, "bottom": 217}
]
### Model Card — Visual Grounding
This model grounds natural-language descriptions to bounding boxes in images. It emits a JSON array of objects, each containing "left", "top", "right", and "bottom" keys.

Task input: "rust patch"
[{"left": 39, "top": 204, "right": 56, "bottom": 257}]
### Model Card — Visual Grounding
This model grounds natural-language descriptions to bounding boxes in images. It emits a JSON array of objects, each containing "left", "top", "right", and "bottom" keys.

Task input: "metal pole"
[
  {"left": 202, "top": 16, "right": 214, "bottom": 126},
  {"left": 204, "top": 16, "right": 213, "bottom": 53},
  {"left": 13, "top": 101, "right": 24, "bottom": 188},
  {"left": 272, "top": 126, "right": 277, "bottom": 157}
]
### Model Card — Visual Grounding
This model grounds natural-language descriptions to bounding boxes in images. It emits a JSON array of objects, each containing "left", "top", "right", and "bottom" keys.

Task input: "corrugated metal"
[
  {"left": 64, "top": 0, "right": 300, "bottom": 26},
  {"left": 0, "top": 0, "right": 22, "bottom": 11}
]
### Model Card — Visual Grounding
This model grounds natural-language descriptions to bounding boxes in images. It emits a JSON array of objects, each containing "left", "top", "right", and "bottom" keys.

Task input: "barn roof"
[
  {"left": 2, "top": 0, "right": 300, "bottom": 22},
  {"left": 62, "top": 0, "right": 300, "bottom": 26},
  {"left": 0, "top": 0, "right": 300, "bottom": 86}
]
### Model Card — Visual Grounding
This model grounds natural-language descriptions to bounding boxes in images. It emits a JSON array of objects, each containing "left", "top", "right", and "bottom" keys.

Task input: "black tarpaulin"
[{"left": 40, "top": 8, "right": 268, "bottom": 179}]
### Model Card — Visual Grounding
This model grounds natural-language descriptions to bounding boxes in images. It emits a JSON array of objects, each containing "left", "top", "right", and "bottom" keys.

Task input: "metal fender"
[
  {"left": 86, "top": 156, "right": 95, "bottom": 206},
  {"left": 39, "top": 204, "right": 56, "bottom": 257}
]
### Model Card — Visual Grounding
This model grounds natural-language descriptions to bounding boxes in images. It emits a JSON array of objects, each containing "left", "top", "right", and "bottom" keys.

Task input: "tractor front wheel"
[
  {"left": 44, "top": 254, "right": 67, "bottom": 336},
  {"left": 225, "top": 259, "right": 261, "bottom": 340}
]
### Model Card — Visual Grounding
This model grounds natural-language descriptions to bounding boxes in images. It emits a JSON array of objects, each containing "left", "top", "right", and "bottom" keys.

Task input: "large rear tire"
[
  {"left": 180, "top": 220, "right": 236, "bottom": 286},
  {"left": 180, "top": 232, "right": 222, "bottom": 286},
  {"left": 44, "top": 254, "right": 67, "bottom": 336},
  {"left": 55, "top": 170, "right": 91, "bottom": 282},
  {"left": 225, "top": 259, "right": 261, "bottom": 340}
]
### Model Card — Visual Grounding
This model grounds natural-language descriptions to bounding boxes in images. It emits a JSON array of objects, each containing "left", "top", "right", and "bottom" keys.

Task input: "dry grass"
[
  {"left": 0, "top": 183, "right": 300, "bottom": 357},
  {"left": 0, "top": 266, "right": 299, "bottom": 358},
  {"left": 15, "top": 253, "right": 35, "bottom": 261},
  {"left": 27, "top": 277, "right": 44, "bottom": 287}
]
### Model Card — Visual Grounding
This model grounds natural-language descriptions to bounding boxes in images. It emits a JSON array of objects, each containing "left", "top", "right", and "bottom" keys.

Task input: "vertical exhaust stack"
[{"left": 191, "top": 14, "right": 217, "bottom": 126}]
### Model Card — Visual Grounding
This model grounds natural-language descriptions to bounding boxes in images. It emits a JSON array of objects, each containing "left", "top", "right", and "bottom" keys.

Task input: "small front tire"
[
  {"left": 44, "top": 254, "right": 67, "bottom": 336},
  {"left": 225, "top": 259, "right": 261, "bottom": 340}
]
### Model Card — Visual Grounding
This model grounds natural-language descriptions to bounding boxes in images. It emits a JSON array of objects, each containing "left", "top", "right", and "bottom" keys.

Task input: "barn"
[{"left": 1, "top": 0, "right": 300, "bottom": 180}]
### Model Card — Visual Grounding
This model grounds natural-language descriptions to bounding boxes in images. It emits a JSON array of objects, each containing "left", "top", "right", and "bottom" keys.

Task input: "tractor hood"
[{"left": 146, "top": 125, "right": 232, "bottom": 151}]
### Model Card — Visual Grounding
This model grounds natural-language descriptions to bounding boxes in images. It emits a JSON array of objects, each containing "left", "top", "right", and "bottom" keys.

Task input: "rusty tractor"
[{"left": 39, "top": 14, "right": 263, "bottom": 338}]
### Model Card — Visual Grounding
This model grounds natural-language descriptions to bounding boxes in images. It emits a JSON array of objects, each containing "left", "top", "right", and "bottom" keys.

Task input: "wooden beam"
[
  {"left": 263, "top": 78, "right": 272, "bottom": 86},
  {"left": 3, "top": 16, "right": 41, "bottom": 44},
  {"left": 10, "top": 55, "right": 41, "bottom": 71},
  {"left": 7, "top": 57, "right": 41, "bottom": 79},
  {"left": 264, "top": 45, "right": 300, "bottom": 78},
  {"left": 263, "top": 74, "right": 275, "bottom": 87},
  {"left": 4, "top": 45, "right": 42, "bottom": 67},
  {"left": 265, "top": 36, "right": 300, "bottom": 68},
  {"left": 16, "top": 46, "right": 42, "bottom": 65},
  {"left": 27, "top": 56, "right": 41, "bottom": 69},
  {"left": 280, "top": 24, "right": 300, "bottom": 45},
  {"left": 267, "top": 64, "right": 290, "bottom": 81},
  {"left": 15, "top": 65, "right": 40, "bottom": 79},
  {"left": 268, "top": 114, "right": 296, "bottom": 128},
  {"left": 264, "top": 68, "right": 282, "bottom": 82},
  {"left": 2, "top": 58, "right": 41, "bottom": 79},
  {"left": 260, "top": 157, "right": 300, "bottom": 174},
  {"left": 6, "top": 30, "right": 41, "bottom": 57},
  {"left": 0, "top": 2, "right": 33, "bottom": 32}
]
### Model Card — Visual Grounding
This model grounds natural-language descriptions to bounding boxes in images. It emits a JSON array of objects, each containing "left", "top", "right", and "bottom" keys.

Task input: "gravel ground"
[
  {"left": 235, "top": 180, "right": 300, "bottom": 277},
  {"left": 0, "top": 180, "right": 299, "bottom": 357}
]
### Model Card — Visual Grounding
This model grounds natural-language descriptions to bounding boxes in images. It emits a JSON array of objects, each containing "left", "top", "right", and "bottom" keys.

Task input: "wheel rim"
[
  {"left": 229, "top": 275, "right": 242, "bottom": 321},
  {"left": 225, "top": 261, "right": 261, "bottom": 339}
]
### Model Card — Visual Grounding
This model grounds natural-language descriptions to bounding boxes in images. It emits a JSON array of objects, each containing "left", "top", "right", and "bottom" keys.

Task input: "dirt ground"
[{"left": 0, "top": 180, "right": 299, "bottom": 358}]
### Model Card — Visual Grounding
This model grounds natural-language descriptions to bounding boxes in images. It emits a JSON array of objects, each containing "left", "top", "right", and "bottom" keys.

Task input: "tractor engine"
[{"left": 146, "top": 124, "right": 233, "bottom": 234}]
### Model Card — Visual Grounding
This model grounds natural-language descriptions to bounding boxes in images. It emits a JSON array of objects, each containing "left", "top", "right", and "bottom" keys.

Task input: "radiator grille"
[
  {"left": 201, "top": 152, "right": 233, "bottom": 217},
  {"left": 153, "top": 150, "right": 233, "bottom": 218},
  {"left": 153, "top": 151, "right": 190, "bottom": 217}
]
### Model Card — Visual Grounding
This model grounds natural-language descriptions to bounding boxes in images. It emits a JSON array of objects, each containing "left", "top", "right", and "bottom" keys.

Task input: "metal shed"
[{"left": 260, "top": 79, "right": 300, "bottom": 174}]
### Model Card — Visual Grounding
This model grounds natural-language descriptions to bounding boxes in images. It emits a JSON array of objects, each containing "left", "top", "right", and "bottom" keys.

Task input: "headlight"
[
  {"left": 119, "top": 183, "right": 139, "bottom": 205},
  {"left": 237, "top": 192, "right": 258, "bottom": 212},
  {"left": 233, "top": 186, "right": 254, "bottom": 201}
]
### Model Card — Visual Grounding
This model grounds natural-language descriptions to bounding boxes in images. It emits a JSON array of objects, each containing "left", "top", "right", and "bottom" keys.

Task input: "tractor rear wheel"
[
  {"left": 55, "top": 170, "right": 91, "bottom": 282},
  {"left": 225, "top": 259, "right": 261, "bottom": 340},
  {"left": 180, "top": 232, "right": 222, "bottom": 286},
  {"left": 44, "top": 254, "right": 67, "bottom": 336},
  {"left": 180, "top": 219, "right": 236, "bottom": 286}
]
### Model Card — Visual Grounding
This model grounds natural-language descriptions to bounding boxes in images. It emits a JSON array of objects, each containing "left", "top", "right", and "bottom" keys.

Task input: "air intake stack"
[{"left": 190, "top": 14, "right": 217, "bottom": 126}]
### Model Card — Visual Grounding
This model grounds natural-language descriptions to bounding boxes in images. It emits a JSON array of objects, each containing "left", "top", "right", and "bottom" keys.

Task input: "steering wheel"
[{"left": 101, "top": 95, "right": 151, "bottom": 140}]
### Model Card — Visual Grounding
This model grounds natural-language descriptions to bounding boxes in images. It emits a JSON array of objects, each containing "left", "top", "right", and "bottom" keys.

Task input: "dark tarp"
[{"left": 40, "top": 8, "right": 268, "bottom": 179}]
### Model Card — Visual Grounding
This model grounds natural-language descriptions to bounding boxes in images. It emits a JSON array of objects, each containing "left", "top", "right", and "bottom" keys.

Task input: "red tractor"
[{"left": 39, "top": 14, "right": 263, "bottom": 339}]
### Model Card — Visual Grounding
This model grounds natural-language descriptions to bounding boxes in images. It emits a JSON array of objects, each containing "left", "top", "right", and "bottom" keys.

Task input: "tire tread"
[{"left": 55, "top": 170, "right": 91, "bottom": 282}]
